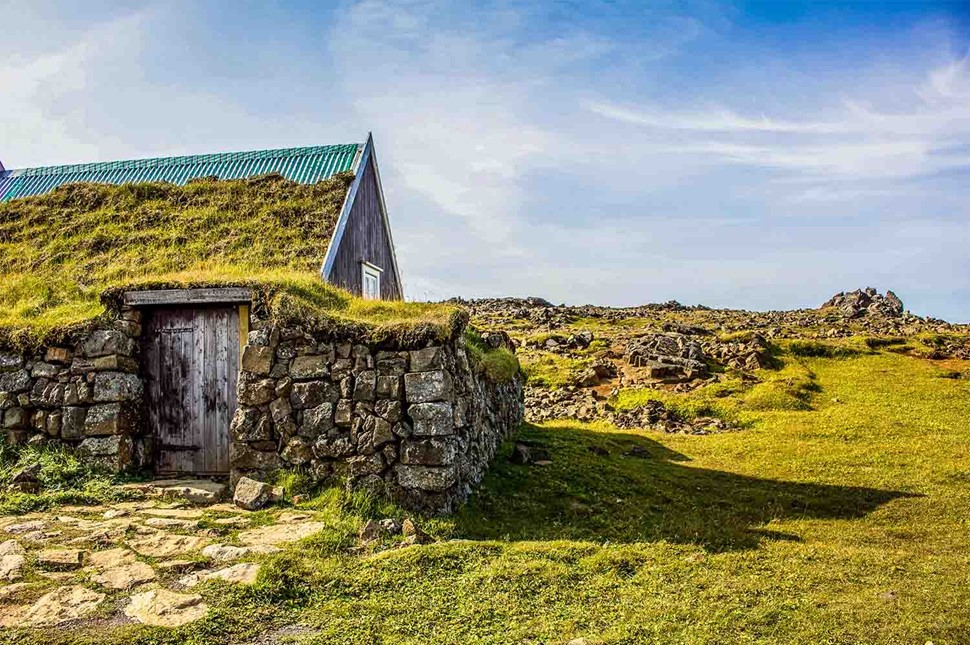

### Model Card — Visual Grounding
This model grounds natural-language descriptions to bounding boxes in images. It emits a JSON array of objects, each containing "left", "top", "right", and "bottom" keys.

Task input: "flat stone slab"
[
  {"left": 0, "top": 539, "right": 25, "bottom": 556},
  {"left": 201, "top": 544, "right": 280, "bottom": 562},
  {"left": 36, "top": 549, "right": 84, "bottom": 570},
  {"left": 143, "top": 517, "right": 200, "bottom": 531},
  {"left": 86, "top": 547, "right": 138, "bottom": 570},
  {"left": 3, "top": 520, "right": 45, "bottom": 534},
  {"left": 124, "top": 589, "right": 208, "bottom": 627},
  {"left": 148, "top": 480, "right": 228, "bottom": 504},
  {"left": 93, "top": 561, "right": 156, "bottom": 590},
  {"left": 138, "top": 508, "right": 206, "bottom": 519},
  {"left": 0, "top": 554, "right": 25, "bottom": 582},
  {"left": 128, "top": 534, "right": 209, "bottom": 558},
  {"left": 180, "top": 562, "right": 261, "bottom": 588},
  {"left": 6, "top": 585, "right": 105, "bottom": 627},
  {"left": 238, "top": 522, "right": 327, "bottom": 547}
]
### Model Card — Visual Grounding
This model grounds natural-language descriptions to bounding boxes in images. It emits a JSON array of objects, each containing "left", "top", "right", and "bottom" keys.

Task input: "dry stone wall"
[
  {"left": 232, "top": 325, "right": 524, "bottom": 513},
  {"left": 0, "top": 310, "right": 146, "bottom": 470}
]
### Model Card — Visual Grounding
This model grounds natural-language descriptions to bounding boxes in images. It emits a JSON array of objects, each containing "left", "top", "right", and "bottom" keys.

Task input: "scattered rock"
[
  {"left": 510, "top": 443, "right": 551, "bottom": 465},
  {"left": 233, "top": 477, "right": 273, "bottom": 510},
  {"left": 124, "top": 589, "right": 208, "bottom": 627},
  {"left": 401, "top": 518, "right": 432, "bottom": 545}
]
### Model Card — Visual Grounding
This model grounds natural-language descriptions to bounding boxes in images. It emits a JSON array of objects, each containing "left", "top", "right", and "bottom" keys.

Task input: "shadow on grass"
[{"left": 454, "top": 423, "right": 917, "bottom": 552}]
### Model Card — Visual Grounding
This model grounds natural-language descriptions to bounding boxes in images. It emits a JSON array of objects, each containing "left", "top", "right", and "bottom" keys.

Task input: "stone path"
[{"left": 0, "top": 484, "right": 330, "bottom": 631}]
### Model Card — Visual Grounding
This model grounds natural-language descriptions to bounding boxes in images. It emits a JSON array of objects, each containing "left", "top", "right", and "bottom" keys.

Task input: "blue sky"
[{"left": 2, "top": 1, "right": 969, "bottom": 321}]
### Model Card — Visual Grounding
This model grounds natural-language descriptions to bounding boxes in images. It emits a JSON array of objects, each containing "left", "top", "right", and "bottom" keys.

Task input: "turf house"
[{"left": 0, "top": 136, "right": 523, "bottom": 513}]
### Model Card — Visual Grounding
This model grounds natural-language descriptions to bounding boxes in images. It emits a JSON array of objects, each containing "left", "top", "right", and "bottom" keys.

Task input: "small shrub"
[
  {"left": 864, "top": 337, "right": 907, "bottom": 349},
  {"left": 788, "top": 340, "right": 860, "bottom": 359}
]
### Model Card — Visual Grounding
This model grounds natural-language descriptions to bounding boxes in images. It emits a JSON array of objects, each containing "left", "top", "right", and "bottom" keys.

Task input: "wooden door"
[{"left": 143, "top": 306, "right": 240, "bottom": 475}]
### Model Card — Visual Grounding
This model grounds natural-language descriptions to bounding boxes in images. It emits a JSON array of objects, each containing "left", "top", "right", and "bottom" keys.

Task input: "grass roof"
[{"left": 0, "top": 174, "right": 458, "bottom": 351}]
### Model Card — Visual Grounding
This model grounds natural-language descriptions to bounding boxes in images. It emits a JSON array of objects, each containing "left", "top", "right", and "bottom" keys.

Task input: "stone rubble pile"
[
  {"left": 821, "top": 287, "right": 904, "bottom": 319},
  {"left": 625, "top": 333, "right": 709, "bottom": 381}
]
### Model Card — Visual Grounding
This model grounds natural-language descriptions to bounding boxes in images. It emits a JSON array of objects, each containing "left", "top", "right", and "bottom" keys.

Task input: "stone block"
[
  {"left": 301, "top": 402, "right": 334, "bottom": 438},
  {"left": 353, "top": 370, "right": 377, "bottom": 401},
  {"left": 409, "top": 347, "right": 443, "bottom": 372},
  {"left": 269, "top": 397, "right": 292, "bottom": 423},
  {"left": 0, "top": 370, "right": 31, "bottom": 394},
  {"left": 394, "top": 464, "right": 458, "bottom": 491},
  {"left": 376, "top": 375, "right": 401, "bottom": 400},
  {"left": 0, "top": 353, "right": 23, "bottom": 373},
  {"left": 312, "top": 434, "right": 355, "bottom": 459},
  {"left": 29, "top": 362, "right": 59, "bottom": 379},
  {"left": 374, "top": 399, "right": 403, "bottom": 423},
  {"left": 290, "top": 381, "right": 338, "bottom": 409},
  {"left": 348, "top": 453, "right": 385, "bottom": 477},
  {"left": 290, "top": 355, "right": 330, "bottom": 380},
  {"left": 2, "top": 407, "right": 27, "bottom": 429},
  {"left": 30, "top": 379, "right": 64, "bottom": 408},
  {"left": 61, "top": 407, "right": 87, "bottom": 439},
  {"left": 93, "top": 373, "right": 143, "bottom": 403},
  {"left": 84, "top": 403, "right": 135, "bottom": 436},
  {"left": 408, "top": 401, "right": 455, "bottom": 436},
  {"left": 404, "top": 370, "right": 453, "bottom": 403},
  {"left": 401, "top": 437, "right": 458, "bottom": 466},
  {"left": 80, "top": 330, "right": 135, "bottom": 358},
  {"left": 229, "top": 408, "right": 271, "bottom": 442},
  {"left": 78, "top": 435, "right": 134, "bottom": 469},
  {"left": 46, "top": 411, "right": 62, "bottom": 437},
  {"left": 229, "top": 443, "right": 281, "bottom": 471},
  {"left": 241, "top": 346, "right": 273, "bottom": 376},
  {"left": 237, "top": 377, "right": 275, "bottom": 406},
  {"left": 92, "top": 355, "right": 140, "bottom": 373},
  {"left": 376, "top": 352, "right": 408, "bottom": 376},
  {"left": 281, "top": 436, "right": 313, "bottom": 465},
  {"left": 334, "top": 399, "right": 353, "bottom": 426}
]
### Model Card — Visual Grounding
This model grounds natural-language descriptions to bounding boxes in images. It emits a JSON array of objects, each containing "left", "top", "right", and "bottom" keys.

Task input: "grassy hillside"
[
  {"left": 0, "top": 174, "right": 456, "bottom": 349},
  {"left": 7, "top": 345, "right": 966, "bottom": 644}
]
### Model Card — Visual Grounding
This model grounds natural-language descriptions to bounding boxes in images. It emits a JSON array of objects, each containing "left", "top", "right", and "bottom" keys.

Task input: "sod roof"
[{"left": 0, "top": 168, "right": 459, "bottom": 352}]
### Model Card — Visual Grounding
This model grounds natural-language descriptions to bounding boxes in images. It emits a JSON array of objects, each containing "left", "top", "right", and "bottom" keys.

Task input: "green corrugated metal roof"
[{"left": 0, "top": 144, "right": 362, "bottom": 202}]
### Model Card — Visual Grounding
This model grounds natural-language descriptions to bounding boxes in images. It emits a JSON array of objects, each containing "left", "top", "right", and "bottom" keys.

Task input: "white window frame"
[{"left": 361, "top": 261, "right": 383, "bottom": 300}]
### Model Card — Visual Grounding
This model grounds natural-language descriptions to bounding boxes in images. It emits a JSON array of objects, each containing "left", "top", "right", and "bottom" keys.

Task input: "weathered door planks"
[{"left": 143, "top": 306, "right": 240, "bottom": 475}]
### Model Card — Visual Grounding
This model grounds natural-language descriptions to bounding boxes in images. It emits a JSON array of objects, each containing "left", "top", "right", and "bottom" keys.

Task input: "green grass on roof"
[{"left": 0, "top": 174, "right": 455, "bottom": 351}]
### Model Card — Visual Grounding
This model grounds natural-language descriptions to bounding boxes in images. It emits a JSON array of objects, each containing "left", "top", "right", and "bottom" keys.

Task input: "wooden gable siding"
[{"left": 327, "top": 157, "right": 402, "bottom": 300}]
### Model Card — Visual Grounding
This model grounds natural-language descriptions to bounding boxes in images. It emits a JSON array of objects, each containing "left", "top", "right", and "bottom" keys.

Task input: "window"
[{"left": 361, "top": 262, "right": 382, "bottom": 300}]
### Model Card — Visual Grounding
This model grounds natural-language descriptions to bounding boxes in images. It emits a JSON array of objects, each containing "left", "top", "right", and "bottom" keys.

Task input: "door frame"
[{"left": 127, "top": 288, "right": 252, "bottom": 476}]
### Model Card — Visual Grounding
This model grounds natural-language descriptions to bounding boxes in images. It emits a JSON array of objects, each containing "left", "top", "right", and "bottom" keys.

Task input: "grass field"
[{"left": 7, "top": 347, "right": 966, "bottom": 644}]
